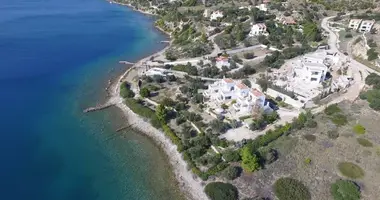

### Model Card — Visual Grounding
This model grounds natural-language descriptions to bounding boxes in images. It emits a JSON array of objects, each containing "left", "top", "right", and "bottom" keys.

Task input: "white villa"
[
  {"left": 359, "top": 19, "right": 375, "bottom": 32},
  {"left": 348, "top": 19, "right": 375, "bottom": 32},
  {"left": 249, "top": 23, "right": 267, "bottom": 37},
  {"left": 294, "top": 55, "right": 328, "bottom": 85},
  {"left": 210, "top": 10, "right": 224, "bottom": 21},
  {"left": 348, "top": 19, "right": 362, "bottom": 30},
  {"left": 272, "top": 51, "right": 334, "bottom": 103},
  {"left": 215, "top": 56, "right": 230, "bottom": 69},
  {"left": 203, "top": 79, "right": 267, "bottom": 114}
]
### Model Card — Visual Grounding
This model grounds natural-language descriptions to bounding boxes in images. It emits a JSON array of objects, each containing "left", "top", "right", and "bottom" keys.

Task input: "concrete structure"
[
  {"left": 348, "top": 19, "right": 362, "bottom": 30},
  {"left": 144, "top": 67, "right": 172, "bottom": 77},
  {"left": 210, "top": 10, "right": 223, "bottom": 21},
  {"left": 294, "top": 55, "right": 328, "bottom": 85},
  {"left": 359, "top": 19, "right": 375, "bottom": 32},
  {"left": 215, "top": 56, "right": 230, "bottom": 69},
  {"left": 255, "top": 4, "right": 267, "bottom": 12},
  {"left": 348, "top": 19, "right": 375, "bottom": 32},
  {"left": 271, "top": 50, "right": 334, "bottom": 103},
  {"left": 203, "top": 9, "right": 211, "bottom": 18},
  {"left": 248, "top": 23, "right": 267, "bottom": 37},
  {"left": 203, "top": 79, "right": 266, "bottom": 114}
]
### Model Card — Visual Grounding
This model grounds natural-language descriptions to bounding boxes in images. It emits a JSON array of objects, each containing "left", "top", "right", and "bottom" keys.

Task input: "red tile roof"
[
  {"left": 251, "top": 88, "right": 263, "bottom": 97},
  {"left": 236, "top": 83, "right": 248, "bottom": 89},
  {"left": 257, "top": 23, "right": 266, "bottom": 29},
  {"left": 216, "top": 56, "right": 229, "bottom": 62},
  {"left": 223, "top": 78, "right": 234, "bottom": 83}
]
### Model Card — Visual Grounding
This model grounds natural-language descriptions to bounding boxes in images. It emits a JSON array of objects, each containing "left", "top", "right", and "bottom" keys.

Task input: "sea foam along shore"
[{"left": 110, "top": 49, "right": 209, "bottom": 200}]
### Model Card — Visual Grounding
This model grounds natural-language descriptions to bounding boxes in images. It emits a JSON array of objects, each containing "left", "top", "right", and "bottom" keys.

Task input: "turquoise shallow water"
[{"left": 0, "top": 0, "right": 183, "bottom": 199}]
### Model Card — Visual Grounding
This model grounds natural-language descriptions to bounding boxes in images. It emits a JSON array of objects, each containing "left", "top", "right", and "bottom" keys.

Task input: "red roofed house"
[
  {"left": 249, "top": 23, "right": 267, "bottom": 37},
  {"left": 215, "top": 56, "right": 230, "bottom": 69},
  {"left": 280, "top": 16, "right": 297, "bottom": 25}
]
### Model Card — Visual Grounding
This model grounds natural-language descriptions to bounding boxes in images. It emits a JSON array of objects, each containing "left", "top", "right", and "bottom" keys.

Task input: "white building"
[
  {"left": 203, "top": 79, "right": 266, "bottom": 114},
  {"left": 348, "top": 19, "right": 362, "bottom": 30},
  {"left": 203, "top": 9, "right": 211, "bottom": 18},
  {"left": 294, "top": 55, "right": 328, "bottom": 85},
  {"left": 215, "top": 56, "right": 230, "bottom": 69},
  {"left": 144, "top": 67, "right": 173, "bottom": 77},
  {"left": 359, "top": 19, "right": 375, "bottom": 32},
  {"left": 210, "top": 10, "right": 224, "bottom": 21},
  {"left": 255, "top": 4, "right": 267, "bottom": 12},
  {"left": 248, "top": 23, "right": 267, "bottom": 37}
]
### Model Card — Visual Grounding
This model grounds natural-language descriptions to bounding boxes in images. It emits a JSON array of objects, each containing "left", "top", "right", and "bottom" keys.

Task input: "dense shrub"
[
  {"left": 273, "top": 177, "right": 311, "bottom": 200},
  {"left": 330, "top": 113, "right": 348, "bottom": 126},
  {"left": 264, "top": 149, "right": 278, "bottom": 164},
  {"left": 324, "top": 104, "right": 342, "bottom": 115},
  {"left": 204, "top": 182, "right": 239, "bottom": 200},
  {"left": 223, "top": 165, "right": 241, "bottom": 180},
  {"left": 223, "top": 149, "right": 241, "bottom": 162},
  {"left": 243, "top": 52, "right": 255, "bottom": 59},
  {"left": 328, "top": 129, "right": 339, "bottom": 139},
  {"left": 357, "top": 138, "right": 373, "bottom": 147},
  {"left": 120, "top": 82, "right": 135, "bottom": 98},
  {"left": 330, "top": 180, "right": 361, "bottom": 200},
  {"left": 139, "top": 87, "right": 150, "bottom": 98},
  {"left": 303, "top": 134, "right": 316, "bottom": 142},
  {"left": 353, "top": 124, "right": 365, "bottom": 135},
  {"left": 241, "top": 147, "right": 260, "bottom": 172},
  {"left": 338, "top": 162, "right": 364, "bottom": 179}
]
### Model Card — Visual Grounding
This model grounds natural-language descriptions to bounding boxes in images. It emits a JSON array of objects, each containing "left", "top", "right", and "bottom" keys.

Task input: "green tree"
[
  {"left": 223, "top": 166, "right": 241, "bottom": 180},
  {"left": 303, "top": 22, "right": 321, "bottom": 42},
  {"left": 240, "top": 147, "right": 260, "bottom": 172},
  {"left": 242, "top": 79, "right": 251, "bottom": 87},
  {"left": 139, "top": 87, "right": 150, "bottom": 98},
  {"left": 204, "top": 182, "right": 239, "bottom": 200},
  {"left": 156, "top": 104, "right": 168, "bottom": 123},
  {"left": 367, "top": 48, "right": 378, "bottom": 61},
  {"left": 330, "top": 180, "right": 361, "bottom": 200},
  {"left": 223, "top": 150, "right": 240, "bottom": 162}
]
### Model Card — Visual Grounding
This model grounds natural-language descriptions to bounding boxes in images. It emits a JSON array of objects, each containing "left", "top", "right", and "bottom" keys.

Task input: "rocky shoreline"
[{"left": 106, "top": 4, "right": 208, "bottom": 199}]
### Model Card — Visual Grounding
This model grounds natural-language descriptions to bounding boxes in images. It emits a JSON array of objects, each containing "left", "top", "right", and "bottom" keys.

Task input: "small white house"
[
  {"left": 203, "top": 9, "right": 211, "bottom": 18},
  {"left": 210, "top": 10, "right": 224, "bottom": 21},
  {"left": 249, "top": 23, "right": 267, "bottom": 37},
  {"left": 359, "top": 19, "right": 375, "bottom": 32},
  {"left": 215, "top": 56, "right": 230, "bottom": 69},
  {"left": 255, "top": 4, "right": 267, "bottom": 12},
  {"left": 348, "top": 19, "right": 362, "bottom": 30}
]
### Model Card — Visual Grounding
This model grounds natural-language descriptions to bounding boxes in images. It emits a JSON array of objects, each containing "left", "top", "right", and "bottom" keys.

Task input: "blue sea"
[{"left": 0, "top": 0, "right": 184, "bottom": 200}]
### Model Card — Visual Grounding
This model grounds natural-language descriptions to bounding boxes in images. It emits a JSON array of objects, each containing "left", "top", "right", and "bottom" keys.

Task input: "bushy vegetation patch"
[
  {"left": 303, "top": 134, "right": 316, "bottom": 142},
  {"left": 273, "top": 177, "right": 311, "bottom": 200},
  {"left": 331, "top": 180, "right": 361, "bottom": 200},
  {"left": 357, "top": 138, "right": 373, "bottom": 147},
  {"left": 360, "top": 73, "right": 380, "bottom": 111},
  {"left": 338, "top": 162, "right": 364, "bottom": 179},
  {"left": 120, "top": 82, "right": 135, "bottom": 98},
  {"left": 204, "top": 182, "right": 239, "bottom": 200},
  {"left": 330, "top": 113, "right": 348, "bottom": 126},
  {"left": 223, "top": 165, "right": 241, "bottom": 180},
  {"left": 324, "top": 104, "right": 342, "bottom": 115},
  {"left": 353, "top": 124, "right": 365, "bottom": 135}
]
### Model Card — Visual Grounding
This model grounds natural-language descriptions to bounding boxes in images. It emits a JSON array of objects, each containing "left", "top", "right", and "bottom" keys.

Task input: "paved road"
[{"left": 321, "top": 16, "right": 380, "bottom": 76}]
